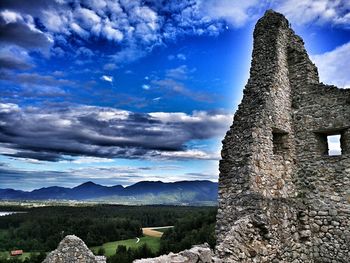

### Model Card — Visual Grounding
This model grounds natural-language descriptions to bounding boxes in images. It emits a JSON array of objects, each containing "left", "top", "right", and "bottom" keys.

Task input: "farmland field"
[
  {"left": 91, "top": 236, "right": 160, "bottom": 257},
  {"left": 151, "top": 226, "right": 173, "bottom": 233}
]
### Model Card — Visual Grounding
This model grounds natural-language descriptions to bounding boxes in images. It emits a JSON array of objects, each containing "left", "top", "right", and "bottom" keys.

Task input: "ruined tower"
[{"left": 216, "top": 10, "right": 350, "bottom": 262}]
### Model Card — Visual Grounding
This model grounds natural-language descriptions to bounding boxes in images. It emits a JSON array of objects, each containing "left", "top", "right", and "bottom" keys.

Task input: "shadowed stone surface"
[
  {"left": 216, "top": 9, "right": 350, "bottom": 263},
  {"left": 43, "top": 235, "right": 106, "bottom": 263}
]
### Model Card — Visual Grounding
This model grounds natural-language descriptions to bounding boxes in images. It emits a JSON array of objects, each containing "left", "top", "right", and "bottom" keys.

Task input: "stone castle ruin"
[
  {"left": 215, "top": 10, "right": 350, "bottom": 263},
  {"left": 44, "top": 10, "right": 349, "bottom": 263}
]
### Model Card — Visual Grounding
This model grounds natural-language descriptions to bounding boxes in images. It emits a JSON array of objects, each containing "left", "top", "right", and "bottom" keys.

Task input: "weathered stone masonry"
[{"left": 216, "top": 10, "right": 350, "bottom": 263}]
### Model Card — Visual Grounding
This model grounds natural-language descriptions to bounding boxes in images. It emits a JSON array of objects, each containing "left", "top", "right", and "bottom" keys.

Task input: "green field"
[{"left": 91, "top": 236, "right": 160, "bottom": 257}]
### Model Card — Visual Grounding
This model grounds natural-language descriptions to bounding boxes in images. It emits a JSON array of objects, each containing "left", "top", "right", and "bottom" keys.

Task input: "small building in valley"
[{"left": 10, "top": 250, "right": 23, "bottom": 256}]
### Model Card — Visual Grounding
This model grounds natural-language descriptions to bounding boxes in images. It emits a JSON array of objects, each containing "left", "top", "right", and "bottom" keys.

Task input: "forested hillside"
[{"left": 0, "top": 205, "right": 216, "bottom": 261}]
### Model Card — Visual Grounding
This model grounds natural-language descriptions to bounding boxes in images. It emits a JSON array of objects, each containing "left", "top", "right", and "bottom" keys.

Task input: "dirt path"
[{"left": 142, "top": 226, "right": 173, "bottom": 238}]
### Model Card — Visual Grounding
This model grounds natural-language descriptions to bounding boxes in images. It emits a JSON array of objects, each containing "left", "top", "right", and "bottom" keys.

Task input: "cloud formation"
[
  {"left": 312, "top": 42, "right": 350, "bottom": 89},
  {"left": 276, "top": 0, "right": 350, "bottom": 27},
  {"left": 101, "top": 75, "right": 113, "bottom": 83},
  {"left": 0, "top": 9, "right": 53, "bottom": 53},
  {"left": 150, "top": 65, "right": 214, "bottom": 102},
  {"left": 0, "top": 103, "right": 231, "bottom": 161},
  {"left": 0, "top": 0, "right": 349, "bottom": 65},
  {"left": 0, "top": 0, "right": 225, "bottom": 64}
]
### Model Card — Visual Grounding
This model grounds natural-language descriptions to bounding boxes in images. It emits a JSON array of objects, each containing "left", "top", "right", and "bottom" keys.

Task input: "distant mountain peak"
[
  {"left": 80, "top": 181, "right": 98, "bottom": 186},
  {"left": 74, "top": 181, "right": 101, "bottom": 188},
  {"left": 0, "top": 180, "right": 218, "bottom": 205}
]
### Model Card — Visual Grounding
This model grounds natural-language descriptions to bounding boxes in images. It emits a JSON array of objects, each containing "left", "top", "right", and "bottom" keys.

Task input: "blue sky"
[{"left": 0, "top": 0, "right": 349, "bottom": 190}]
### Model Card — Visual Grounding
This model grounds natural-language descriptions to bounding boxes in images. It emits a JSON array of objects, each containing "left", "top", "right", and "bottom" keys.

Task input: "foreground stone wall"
[
  {"left": 133, "top": 244, "right": 213, "bottom": 263},
  {"left": 216, "top": 10, "right": 350, "bottom": 263}
]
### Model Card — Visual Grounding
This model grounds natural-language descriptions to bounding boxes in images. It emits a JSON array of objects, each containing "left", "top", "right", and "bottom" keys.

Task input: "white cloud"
[
  {"left": 101, "top": 75, "right": 113, "bottom": 82},
  {"left": 142, "top": 84, "right": 150, "bottom": 90},
  {"left": 70, "top": 22, "right": 89, "bottom": 38},
  {"left": 75, "top": 7, "right": 101, "bottom": 28},
  {"left": 312, "top": 42, "right": 350, "bottom": 89},
  {"left": 166, "top": 65, "right": 193, "bottom": 80},
  {"left": 149, "top": 111, "right": 231, "bottom": 124},
  {"left": 41, "top": 10, "right": 71, "bottom": 33},
  {"left": 76, "top": 46, "right": 94, "bottom": 57},
  {"left": 0, "top": 103, "right": 19, "bottom": 113},
  {"left": 111, "top": 45, "right": 146, "bottom": 63},
  {"left": 177, "top": 53, "right": 186, "bottom": 60},
  {"left": 84, "top": 0, "right": 108, "bottom": 11},
  {"left": 151, "top": 66, "right": 213, "bottom": 102},
  {"left": 200, "top": 0, "right": 259, "bottom": 27},
  {"left": 158, "top": 149, "right": 219, "bottom": 160},
  {"left": 168, "top": 53, "right": 186, "bottom": 61},
  {"left": 103, "top": 63, "right": 117, "bottom": 70},
  {"left": 276, "top": 0, "right": 350, "bottom": 26},
  {"left": 102, "top": 23, "right": 124, "bottom": 42},
  {"left": 1, "top": 10, "right": 23, "bottom": 23},
  {"left": 67, "top": 156, "right": 114, "bottom": 164}
]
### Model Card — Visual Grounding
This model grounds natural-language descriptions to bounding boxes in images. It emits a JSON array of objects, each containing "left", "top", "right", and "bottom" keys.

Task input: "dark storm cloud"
[
  {"left": 0, "top": 0, "right": 54, "bottom": 14},
  {"left": 0, "top": 56, "right": 33, "bottom": 70},
  {"left": 0, "top": 103, "right": 231, "bottom": 161},
  {"left": 3, "top": 151, "right": 63, "bottom": 162},
  {"left": 0, "top": 22, "right": 52, "bottom": 50}
]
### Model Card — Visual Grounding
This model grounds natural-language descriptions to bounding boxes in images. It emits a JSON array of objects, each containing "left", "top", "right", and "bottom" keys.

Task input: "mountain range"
[{"left": 0, "top": 180, "right": 218, "bottom": 205}]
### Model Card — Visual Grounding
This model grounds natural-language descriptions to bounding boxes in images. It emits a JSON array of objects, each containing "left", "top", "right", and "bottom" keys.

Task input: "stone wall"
[
  {"left": 216, "top": 9, "right": 350, "bottom": 263},
  {"left": 133, "top": 244, "right": 213, "bottom": 263}
]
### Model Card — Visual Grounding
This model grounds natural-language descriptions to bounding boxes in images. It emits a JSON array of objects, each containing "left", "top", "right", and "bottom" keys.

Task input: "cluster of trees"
[
  {"left": 0, "top": 252, "right": 46, "bottom": 263},
  {"left": 159, "top": 208, "right": 217, "bottom": 254},
  {"left": 107, "top": 245, "right": 155, "bottom": 263},
  {"left": 0, "top": 216, "right": 141, "bottom": 251}
]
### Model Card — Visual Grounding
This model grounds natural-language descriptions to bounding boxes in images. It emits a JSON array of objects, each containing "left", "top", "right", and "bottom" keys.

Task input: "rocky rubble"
[
  {"left": 43, "top": 235, "right": 106, "bottom": 263},
  {"left": 133, "top": 244, "right": 213, "bottom": 263}
]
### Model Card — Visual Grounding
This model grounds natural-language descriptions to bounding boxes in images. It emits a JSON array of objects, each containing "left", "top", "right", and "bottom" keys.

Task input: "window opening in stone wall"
[
  {"left": 327, "top": 135, "right": 341, "bottom": 156},
  {"left": 273, "top": 132, "right": 289, "bottom": 155}
]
